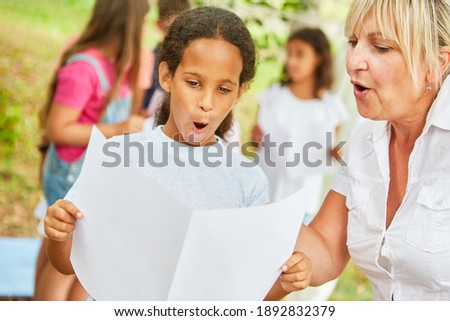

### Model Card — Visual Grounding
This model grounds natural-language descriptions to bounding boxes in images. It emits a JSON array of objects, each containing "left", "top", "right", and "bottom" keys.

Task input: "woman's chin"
[{"left": 356, "top": 105, "right": 377, "bottom": 120}]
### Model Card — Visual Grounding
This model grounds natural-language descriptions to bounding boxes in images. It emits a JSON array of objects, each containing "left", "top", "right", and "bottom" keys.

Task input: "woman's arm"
[
  {"left": 267, "top": 190, "right": 350, "bottom": 300},
  {"left": 299, "top": 190, "right": 350, "bottom": 285}
]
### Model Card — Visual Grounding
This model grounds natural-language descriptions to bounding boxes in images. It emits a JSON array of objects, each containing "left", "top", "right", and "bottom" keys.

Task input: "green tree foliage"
[
  {"left": 0, "top": 92, "right": 22, "bottom": 158},
  {"left": 242, "top": 0, "right": 315, "bottom": 11},
  {"left": 193, "top": 0, "right": 318, "bottom": 62}
]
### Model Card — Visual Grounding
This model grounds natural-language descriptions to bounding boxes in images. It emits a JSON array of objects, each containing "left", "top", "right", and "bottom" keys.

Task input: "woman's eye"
[
  {"left": 187, "top": 80, "right": 200, "bottom": 88},
  {"left": 347, "top": 39, "right": 357, "bottom": 48},
  {"left": 375, "top": 45, "right": 390, "bottom": 53},
  {"left": 218, "top": 87, "right": 231, "bottom": 94}
]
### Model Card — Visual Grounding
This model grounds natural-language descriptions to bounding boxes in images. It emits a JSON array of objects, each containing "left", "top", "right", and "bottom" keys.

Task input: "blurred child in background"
[
  {"left": 252, "top": 27, "right": 348, "bottom": 301},
  {"left": 142, "top": 0, "right": 190, "bottom": 117},
  {"left": 33, "top": 0, "right": 150, "bottom": 300}
]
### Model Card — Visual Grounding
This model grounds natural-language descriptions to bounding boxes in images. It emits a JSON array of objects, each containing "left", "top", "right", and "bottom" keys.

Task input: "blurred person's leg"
[{"left": 33, "top": 239, "right": 47, "bottom": 299}]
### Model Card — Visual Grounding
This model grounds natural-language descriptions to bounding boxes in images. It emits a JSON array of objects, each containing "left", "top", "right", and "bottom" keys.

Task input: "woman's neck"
[
  {"left": 390, "top": 117, "right": 427, "bottom": 148},
  {"left": 390, "top": 93, "right": 434, "bottom": 146},
  {"left": 288, "top": 78, "right": 318, "bottom": 100}
]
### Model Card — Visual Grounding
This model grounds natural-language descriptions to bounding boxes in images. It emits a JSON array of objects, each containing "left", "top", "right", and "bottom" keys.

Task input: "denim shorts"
[{"left": 42, "top": 144, "right": 84, "bottom": 205}]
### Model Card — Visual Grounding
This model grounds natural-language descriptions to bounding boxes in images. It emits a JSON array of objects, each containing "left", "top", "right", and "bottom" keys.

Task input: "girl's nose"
[
  {"left": 200, "top": 105, "right": 212, "bottom": 112},
  {"left": 199, "top": 92, "right": 213, "bottom": 112}
]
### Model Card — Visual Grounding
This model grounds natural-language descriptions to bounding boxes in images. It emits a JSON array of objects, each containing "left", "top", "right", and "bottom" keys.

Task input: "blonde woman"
[{"left": 268, "top": 0, "right": 450, "bottom": 300}]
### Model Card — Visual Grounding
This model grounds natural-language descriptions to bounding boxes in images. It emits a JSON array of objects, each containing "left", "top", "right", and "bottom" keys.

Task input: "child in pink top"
[
  {"left": 52, "top": 47, "right": 151, "bottom": 162},
  {"left": 34, "top": 0, "right": 150, "bottom": 301}
]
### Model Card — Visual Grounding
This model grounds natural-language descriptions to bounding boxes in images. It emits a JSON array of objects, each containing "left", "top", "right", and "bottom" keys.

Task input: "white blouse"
[{"left": 333, "top": 76, "right": 450, "bottom": 300}]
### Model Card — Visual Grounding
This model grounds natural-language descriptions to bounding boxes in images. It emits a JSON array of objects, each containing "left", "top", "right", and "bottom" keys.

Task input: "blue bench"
[{"left": 0, "top": 237, "right": 41, "bottom": 300}]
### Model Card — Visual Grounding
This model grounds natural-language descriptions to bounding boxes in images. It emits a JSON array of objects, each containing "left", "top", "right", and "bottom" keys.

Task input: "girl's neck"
[{"left": 288, "top": 78, "right": 318, "bottom": 100}]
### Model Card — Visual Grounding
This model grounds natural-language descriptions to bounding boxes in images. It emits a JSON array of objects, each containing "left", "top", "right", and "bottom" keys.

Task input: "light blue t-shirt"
[
  {"left": 69, "top": 126, "right": 269, "bottom": 301},
  {"left": 68, "top": 126, "right": 268, "bottom": 209}
]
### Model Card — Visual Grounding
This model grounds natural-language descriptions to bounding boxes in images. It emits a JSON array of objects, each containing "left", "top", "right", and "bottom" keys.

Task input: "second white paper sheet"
[{"left": 168, "top": 190, "right": 307, "bottom": 300}]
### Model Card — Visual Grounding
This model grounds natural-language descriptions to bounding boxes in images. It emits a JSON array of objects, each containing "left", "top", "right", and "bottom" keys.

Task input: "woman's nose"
[{"left": 346, "top": 43, "right": 368, "bottom": 73}]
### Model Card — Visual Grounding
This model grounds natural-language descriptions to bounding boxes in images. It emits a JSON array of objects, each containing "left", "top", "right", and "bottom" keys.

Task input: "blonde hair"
[
  {"left": 345, "top": 0, "right": 450, "bottom": 89},
  {"left": 39, "top": 0, "right": 150, "bottom": 130}
]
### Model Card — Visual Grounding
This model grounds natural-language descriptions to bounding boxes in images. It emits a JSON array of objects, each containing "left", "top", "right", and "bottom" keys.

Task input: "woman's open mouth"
[{"left": 352, "top": 81, "right": 370, "bottom": 99}]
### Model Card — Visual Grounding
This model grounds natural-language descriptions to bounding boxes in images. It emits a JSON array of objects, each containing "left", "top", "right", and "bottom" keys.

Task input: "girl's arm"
[
  {"left": 46, "top": 103, "right": 145, "bottom": 146},
  {"left": 266, "top": 190, "right": 350, "bottom": 300},
  {"left": 133, "top": 88, "right": 145, "bottom": 115},
  {"left": 44, "top": 199, "right": 84, "bottom": 275},
  {"left": 251, "top": 124, "right": 263, "bottom": 148},
  {"left": 250, "top": 104, "right": 263, "bottom": 148}
]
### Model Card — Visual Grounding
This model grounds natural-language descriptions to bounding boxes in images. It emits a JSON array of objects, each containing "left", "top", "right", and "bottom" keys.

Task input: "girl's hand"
[
  {"left": 121, "top": 114, "right": 145, "bottom": 133},
  {"left": 279, "top": 251, "right": 312, "bottom": 293},
  {"left": 44, "top": 199, "right": 84, "bottom": 243}
]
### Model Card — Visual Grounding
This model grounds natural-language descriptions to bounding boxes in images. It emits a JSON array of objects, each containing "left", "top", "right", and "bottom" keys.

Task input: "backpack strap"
[{"left": 67, "top": 54, "right": 110, "bottom": 93}]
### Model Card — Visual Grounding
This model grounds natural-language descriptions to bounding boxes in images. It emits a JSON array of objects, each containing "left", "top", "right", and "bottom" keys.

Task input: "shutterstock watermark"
[{"left": 101, "top": 132, "right": 346, "bottom": 168}]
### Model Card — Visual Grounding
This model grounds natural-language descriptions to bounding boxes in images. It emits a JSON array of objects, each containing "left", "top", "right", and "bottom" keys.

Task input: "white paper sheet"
[{"left": 71, "top": 127, "right": 307, "bottom": 300}]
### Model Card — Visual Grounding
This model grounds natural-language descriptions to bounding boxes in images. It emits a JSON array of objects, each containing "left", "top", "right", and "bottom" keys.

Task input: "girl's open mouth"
[{"left": 194, "top": 122, "right": 208, "bottom": 130}]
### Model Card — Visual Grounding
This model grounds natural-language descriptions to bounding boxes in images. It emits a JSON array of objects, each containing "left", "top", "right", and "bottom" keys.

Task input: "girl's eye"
[
  {"left": 218, "top": 87, "right": 231, "bottom": 94},
  {"left": 295, "top": 51, "right": 304, "bottom": 58},
  {"left": 187, "top": 80, "right": 200, "bottom": 88}
]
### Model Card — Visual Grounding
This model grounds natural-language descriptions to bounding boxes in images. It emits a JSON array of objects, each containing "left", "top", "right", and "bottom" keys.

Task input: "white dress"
[
  {"left": 257, "top": 84, "right": 348, "bottom": 214},
  {"left": 257, "top": 83, "right": 348, "bottom": 301}
]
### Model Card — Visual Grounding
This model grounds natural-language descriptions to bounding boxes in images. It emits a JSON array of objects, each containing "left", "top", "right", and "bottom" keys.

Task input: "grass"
[
  {"left": 0, "top": 0, "right": 98, "bottom": 237},
  {"left": 330, "top": 261, "right": 372, "bottom": 300},
  {"left": 0, "top": 0, "right": 371, "bottom": 300}
]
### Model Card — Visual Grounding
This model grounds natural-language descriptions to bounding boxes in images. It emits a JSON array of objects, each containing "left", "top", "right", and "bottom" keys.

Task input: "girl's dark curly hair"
[{"left": 155, "top": 6, "right": 256, "bottom": 139}]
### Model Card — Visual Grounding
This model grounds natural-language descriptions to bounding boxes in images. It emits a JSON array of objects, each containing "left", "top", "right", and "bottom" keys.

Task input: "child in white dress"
[{"left": 253, "top": 27, "right": 348, "bottom": 301}]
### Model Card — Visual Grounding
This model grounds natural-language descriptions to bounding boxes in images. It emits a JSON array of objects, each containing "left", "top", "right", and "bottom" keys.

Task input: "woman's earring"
[{"left": 426, "top": 84, "right": 432, "bottom": 91}]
